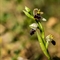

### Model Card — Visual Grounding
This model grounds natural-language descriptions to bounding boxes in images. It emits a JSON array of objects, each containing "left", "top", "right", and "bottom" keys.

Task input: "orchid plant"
[{"left": 23, "top": 6, "right": 56, "bottom": 60}]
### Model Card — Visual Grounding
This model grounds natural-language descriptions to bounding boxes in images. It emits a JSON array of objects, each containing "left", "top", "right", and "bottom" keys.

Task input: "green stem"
[
  {"left": 38, "top": 22, "right": 46, "bottom": 45},
  {"left": 38, "top": 22, "right": 50, "bottom": 49}
]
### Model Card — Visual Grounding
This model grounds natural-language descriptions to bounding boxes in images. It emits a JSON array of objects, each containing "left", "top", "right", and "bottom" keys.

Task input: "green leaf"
[
  {"left": 23, "top": 10, "right": 34, "bottom": 20},
  {"left": 36, "top": 31, "right": 51, "bottom": 60},
  {"left": 25, "top": 6, "right": 31, "bottom": 13},
  {"left": 46, "top": 41, "right": 49, "bottom": 49}
]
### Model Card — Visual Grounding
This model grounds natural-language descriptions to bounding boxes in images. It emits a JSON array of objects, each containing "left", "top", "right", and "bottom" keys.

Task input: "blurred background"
[{"left": 0, "top": 0, "right": 60, "bottom": 60}]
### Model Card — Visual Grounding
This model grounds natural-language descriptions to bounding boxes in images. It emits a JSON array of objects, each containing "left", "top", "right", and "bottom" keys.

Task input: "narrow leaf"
[
  {"left": 36, "top": 31, "right": 50, "bottom": 59},
  {"left": 25, "top": 6, "right": 31, "bottom": 12},
  {"left": 38, "top": 22, "right": 46, "bottom": 45},
  {"left": 23, "top": 10, "right": 34, "bottom": 20},
  {"left": 46, "top": 41, "right": 49, "bottom": 49}
]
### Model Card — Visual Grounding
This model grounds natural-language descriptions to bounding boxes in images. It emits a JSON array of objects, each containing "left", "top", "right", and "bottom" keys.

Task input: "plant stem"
[
  {"left": 38, "top": 22, "right": 46, "bottom": 45},
  {"left": 37, "top": 22, "right": 51, "bottom": 60}
]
